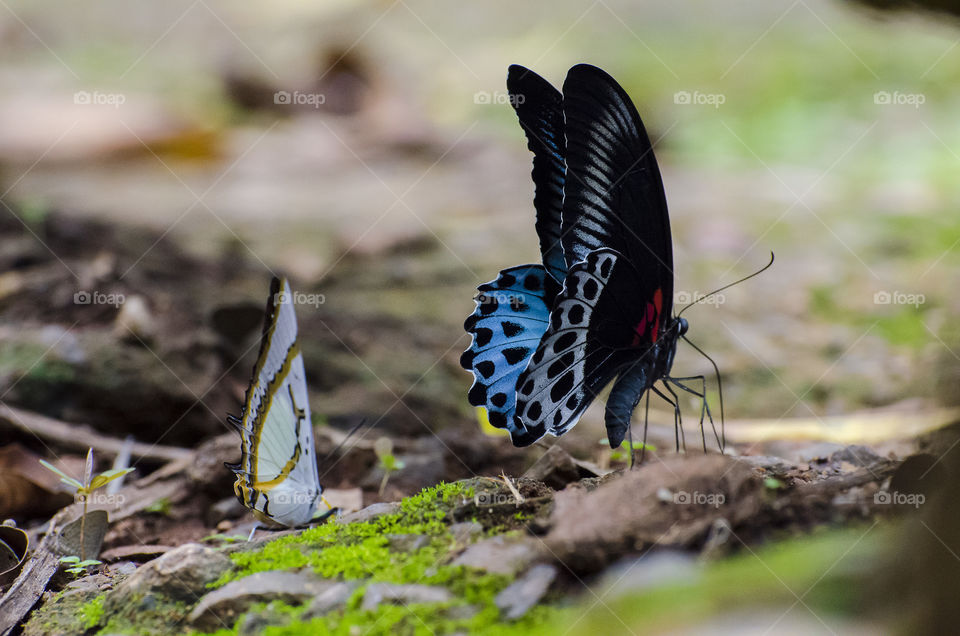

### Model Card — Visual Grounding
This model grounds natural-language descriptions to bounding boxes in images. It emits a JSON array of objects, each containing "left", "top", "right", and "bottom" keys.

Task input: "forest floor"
[{"left": 0, "top": 208, "right": 957, "bottom": 635}]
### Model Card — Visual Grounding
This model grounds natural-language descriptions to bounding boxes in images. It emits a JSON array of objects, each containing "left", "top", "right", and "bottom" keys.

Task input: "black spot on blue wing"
[
  {"left": 510, "top": 298, "right": 529, "bottom": 313},
  {"left": 479, "top": 296, "right": 498, "bottom": 315},
  {"left": 502, "top": 321, "right": 524, "bottom": 337},
  {"left": 475, "top": 328, "right": 493, "bottom": 347},
  {"left": 468, "top": 382, "right": 487, "bottom": 406},
  {"left": 491, "top": 392, "right": 507, "bottom": 407},
  {"left": 489, "top": 411, "right": 507, "bottom": 428},
  {"left": 523, "top": 274, "right": 542, "bottom": 291},
  {"left": 503, "top": 347, "right": 530, "bottom": 365},
  {"left": 476, "top": 360, "right": 496, "bottom": 379}
]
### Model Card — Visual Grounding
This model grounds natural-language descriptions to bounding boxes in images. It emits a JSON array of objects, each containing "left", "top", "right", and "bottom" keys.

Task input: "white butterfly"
[{"left": 225, "top": 277, "right": 326, "bottom": 527}]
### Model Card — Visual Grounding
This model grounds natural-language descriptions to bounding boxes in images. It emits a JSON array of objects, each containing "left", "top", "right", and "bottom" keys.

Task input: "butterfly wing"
[
  {"left": 559, "top": 63, "right": 674, "bottom": 321},
  {"left": 226, "top": 277, "right": 322, "bottom": 527},
  {"left": 515, "top": 249, "right": 670, "bottom": 439},
  {"left": 507, "top": 64, "right": 567, "bottom": 284},
  {"left": 461, "top": 264, "right": 560, "bottom": 446},
  {"left": 510, "top": 65, "right": 678, "bottom": 443}
]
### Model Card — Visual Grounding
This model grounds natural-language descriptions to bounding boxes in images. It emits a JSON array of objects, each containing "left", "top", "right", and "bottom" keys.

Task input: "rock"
[
  {"left": 829, "top": 445, "right": 884, "bottom": 467},
  {"left": 100, "top": 544, "right": 174, "bottom": 562},
  {"left": 452, "top": 536, "right": 543, "bottom": 575},
  {"left": 113, "top": 294, "right": 155, "bottom": 340},
  {"left": 733, "top": 455, "right": 799, "bottom": 477},
  {"left": 361, "top": 583, "right": 453, "bottom": 611},
  {"left": 107, "top": 543, "right": 233, "bottom": 611},
  {"left": 522, "top": 446, "right": 581, "bottom": 490},
  {"left": 189, "top": 571, "right": 340, "bottom": 631},
  {"left": 323, "top": 487, "right": 364, "bottom": 514},
  {"left": 339, "top": 502, "right": 399, "bottom": 524},
  {"left": 449, "top": 521, "right": 483, "bottom": 544},
  {"left": 495, "top": 564, "right": 557, "bottom": 620},
  {"left": 596, "top": 551, "right": 698, "bottom": 597},
  {"left": 387, "top": 534, "right": 430, "bottom": 552},
  {"left": 301, "top": 582, "right": 356, "bottom": 618},
  {"left": 545, "top": 455, "right": 763, "bottom": 573},
  {"left": 207, "top": 496, "right": 248, "bottom": 526},
  {"left": 235, "top": 607, "right": 291, "bottom": 636}
]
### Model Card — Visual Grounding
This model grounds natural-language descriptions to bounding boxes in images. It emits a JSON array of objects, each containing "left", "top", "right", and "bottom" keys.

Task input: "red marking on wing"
[
  {"left": 649, "top": 288, "right": 663, "bottom": 343},
  {"left": 630, "top": 288, "right": 664, "bottom": 347}
]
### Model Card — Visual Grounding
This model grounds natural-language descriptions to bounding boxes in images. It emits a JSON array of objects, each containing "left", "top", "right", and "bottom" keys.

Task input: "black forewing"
[
  {"left": 560, "top": 63, "right": 674, "bottom": 323},
  {"left": 507, "top": 64, "right": 567, "bottom": 284}
]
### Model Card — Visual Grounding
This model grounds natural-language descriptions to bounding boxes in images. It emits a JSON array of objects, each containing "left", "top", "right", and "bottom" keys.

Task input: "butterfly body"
[{"left": 226, "top": 277, "right": 323, "bottom": 527}]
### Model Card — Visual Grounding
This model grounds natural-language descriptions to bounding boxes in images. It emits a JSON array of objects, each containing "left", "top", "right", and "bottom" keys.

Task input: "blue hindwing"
[{"left": 461, "top": 264, "right": 559, "bottom": 444}]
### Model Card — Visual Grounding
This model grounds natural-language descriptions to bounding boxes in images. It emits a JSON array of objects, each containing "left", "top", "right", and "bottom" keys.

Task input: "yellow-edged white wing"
[{"left": 225, "top": 277, "right": 322, "bottom": 527}]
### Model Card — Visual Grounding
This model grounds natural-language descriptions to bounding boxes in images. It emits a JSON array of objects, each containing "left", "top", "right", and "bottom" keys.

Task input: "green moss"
[
  {"left": 196, "top": 481, "right": 572, "bottom": 636},
  {"left": 214, "top": 481, "right": 476, "bottom": 587},
  {"left": 873, "top": 309, "right": 929, "bottom": 348},
  {"left": 81, "top": 593, "right": 106, "bottom": 629},
  {"left": 97, "top": 597, "right": 194, "bottom": 635}
]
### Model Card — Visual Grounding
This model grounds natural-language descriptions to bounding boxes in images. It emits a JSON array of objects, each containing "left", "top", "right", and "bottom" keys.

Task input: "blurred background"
[
  {"left": 2, "top": 0, "right": 958, "bottom": 449},
  {"left": 3, "top": 0, "right": 960, "bottom": 633}
]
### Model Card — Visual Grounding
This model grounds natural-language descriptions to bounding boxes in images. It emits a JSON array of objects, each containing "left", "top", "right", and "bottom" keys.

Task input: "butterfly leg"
[
  {"left": 651, "top": 385, "right": 683, "bottom": 452},
  {"left": 669, "top": 376, "right": 720, "bottom": 453},
  {"left": 638, "top": 389, "right": 652, "bottom": 466},
  {"left": 663, "top": 382, "right": 686, "bottom": 452}
]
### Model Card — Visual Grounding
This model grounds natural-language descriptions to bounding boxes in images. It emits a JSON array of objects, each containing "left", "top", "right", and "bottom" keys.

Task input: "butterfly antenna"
[
  {"left": 680, "top": 335, "right": 725, "bottom": 452},
  {"left": 677, "top": 252, "right": 774, "bottom": 319}
]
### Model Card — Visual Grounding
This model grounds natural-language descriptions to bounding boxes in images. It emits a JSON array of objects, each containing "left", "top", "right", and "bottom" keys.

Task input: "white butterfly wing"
[{"left": 227, "top": 277, "right": 322, "bottom": 527}]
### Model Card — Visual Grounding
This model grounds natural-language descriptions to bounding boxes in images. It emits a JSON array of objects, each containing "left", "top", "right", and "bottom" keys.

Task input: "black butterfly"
[{"left": 462, "top": 63, "right": 723, "bottom": 452}]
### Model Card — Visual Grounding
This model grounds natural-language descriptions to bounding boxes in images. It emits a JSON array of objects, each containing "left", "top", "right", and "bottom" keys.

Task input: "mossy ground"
[{"left": 197, "top": 481, "right": 568, "bottom": 635}]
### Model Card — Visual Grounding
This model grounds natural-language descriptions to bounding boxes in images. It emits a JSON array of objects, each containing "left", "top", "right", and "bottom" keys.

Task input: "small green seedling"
[
  {"left": 59, "top": 555, "right": 102, "bottom": 576},
  {"left": 144, "top": 497, "right": 172, "bottom": 516},
  {"left": 601, "top": 438, "right": 657, "bottom": 464},
  {"left": 764, "top": 477, "right": 785, "bottom": 490},
  {"left": 373, "top": 437, "right": 405, "bottom": 496},
  {"left": 40, "top": 448, "right": 133, "bottom": 562}
]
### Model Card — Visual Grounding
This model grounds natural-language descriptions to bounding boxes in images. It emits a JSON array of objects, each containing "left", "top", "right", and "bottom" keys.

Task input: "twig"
[
  {"left": 0, "top": 403, "right": 190, "bottom": 464},
  {"left": 500, "top": 472, "right": 524, "bottom": 506},
  {"left": 0, "top": 507, "right": 72, "bottom": 635}
]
